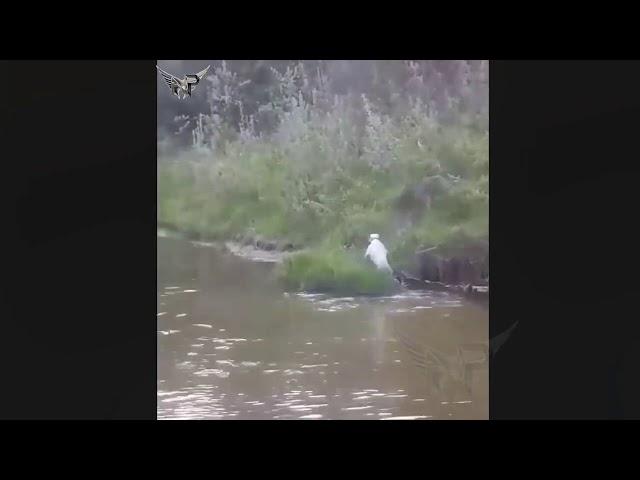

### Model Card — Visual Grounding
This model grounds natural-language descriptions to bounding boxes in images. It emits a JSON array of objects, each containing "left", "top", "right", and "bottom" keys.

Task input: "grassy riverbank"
[
  {"left": 158, "top": 127, "right": 487, "bottom": 294},
  {"left": 157, "top": 61, "right": 488, "bottom": 295}
]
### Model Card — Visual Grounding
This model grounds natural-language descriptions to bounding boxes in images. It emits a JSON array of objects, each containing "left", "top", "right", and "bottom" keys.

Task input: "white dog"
[{"left": 365, "top": 233, "right": 393, "bottom": 274}]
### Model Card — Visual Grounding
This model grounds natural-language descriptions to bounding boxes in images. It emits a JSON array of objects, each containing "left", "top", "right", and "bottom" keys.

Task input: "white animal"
[{"left": 365, "top": 234, "right": 393, "bottom": 274}]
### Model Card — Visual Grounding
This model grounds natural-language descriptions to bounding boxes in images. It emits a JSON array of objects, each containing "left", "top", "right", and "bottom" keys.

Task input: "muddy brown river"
[{"left": 157, "top": 235, "right": 488, "bottom": 420}]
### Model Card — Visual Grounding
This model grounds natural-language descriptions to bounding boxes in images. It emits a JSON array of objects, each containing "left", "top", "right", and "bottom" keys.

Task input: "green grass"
[
  {"left": 158, "top": 125, "right": 488, "bottom": 294},
  {"left": 276, "top": 247, "right": 398, "bottom": 296}
]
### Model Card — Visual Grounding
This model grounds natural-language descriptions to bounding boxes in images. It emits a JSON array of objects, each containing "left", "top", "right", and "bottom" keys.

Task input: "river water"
[{"left": 157, "top": 235, "right": 488, "bottom": 420}]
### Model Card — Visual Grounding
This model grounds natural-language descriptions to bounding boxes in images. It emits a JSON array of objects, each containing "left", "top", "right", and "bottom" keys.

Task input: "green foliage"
[
  {"left": 158, "top": 60, "right": 488, "bottom": 295},
  {"left": 276, "top": 247, "right": 397, "bottom": 296}
]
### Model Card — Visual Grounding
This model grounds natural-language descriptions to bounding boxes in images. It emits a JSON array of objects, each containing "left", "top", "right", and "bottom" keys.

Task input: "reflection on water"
[{"left": 157, "top": 236, "right": 488, "bottom": 420}]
